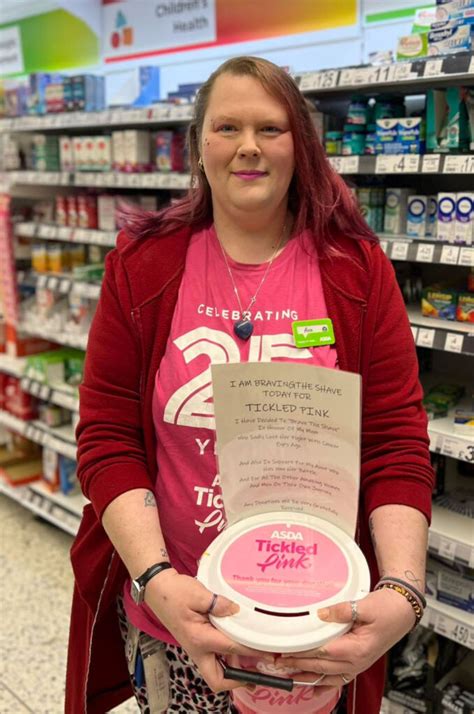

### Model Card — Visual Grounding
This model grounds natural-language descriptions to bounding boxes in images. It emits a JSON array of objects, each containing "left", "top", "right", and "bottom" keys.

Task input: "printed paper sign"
[{"left": 212, "top": 362, "right": 361, "bottom": 537}]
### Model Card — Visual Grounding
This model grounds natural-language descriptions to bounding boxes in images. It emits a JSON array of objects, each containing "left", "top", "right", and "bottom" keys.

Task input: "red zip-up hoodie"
[{"left": 66, "top": 227, "right": 433, "bottom": 714}]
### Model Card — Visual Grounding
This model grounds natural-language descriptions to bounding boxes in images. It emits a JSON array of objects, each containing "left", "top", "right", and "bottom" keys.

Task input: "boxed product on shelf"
[
  {"left": 426, "top": 88, "right": 471, "bottom": 153},
  {"left": 384, "top": 188, "right": 414, "bottom": 234},
  {"left": 426, "top": 557, "right": 474, "bottom": 612},
  {"left": 456, "top": 292, "right": 474, "bottom": 321},
  {"left": 436, "top": 0, "right": 474, "bottom": 22},
  {"left": 407, "top": 196, "right": 429, "bottom": 238},
  {"left": 77, "top": 195, "right": 98, "bottom": 229},
  {"left": 45, "top": 78, "right": 66, "bottom": 114},
  {"left": 437, "top": 193, "right": 457, "bottom": 242},
  {"left": 375, "top": 118, "right": 425, "bottom": 155},
  {"left": 454, "top": 406, "right": 474, "bottom": 430},
  {"left": 97, "top": 195, "right": 116, "bottom": 230},
  {"left": 93, "top": 136, "right": 112, "bottom": 171},
  {"left": 28, "top": 73, "right": 54, "bottom": 115},
  {"left": 455, "top": 192, "right": 473, "bottom": 245},
  {"left": 33, "top": 288, "right": 69, "bottom": 329},
  {"left": 25, "top": 348, "right": 77, "bottom": 384},
  {"left": 428, "top": 19, "right": 473, "bottom": 55},
  {"left": 155, "top": 130, "right": 185, "bottom": 172},
  {"left": 59, "top": 136, "right": 74, "bottom": 171},
  {"left": 59, "top": 454, "right": 78, "bottom": 495},
  {"left": 123, "top": 130, "right": 151, "bottom": 172},
  {"left": 65, "top": 352, "right": 85, "bottom": 387},
  {"left": 426, "top": 195, "right": 438, "bottom": 238},
  {"left": 1, "top": 458, "right": 43, "bottom": 486},
  {"left": 435, "top": 652, "right": 474, "bottom": 714},
  {"left": 38, "top": 403, "right": 70, "bottom": 428},
  {"left": 106, "top": 65, "right": 160, "bottom": 108},
  {"left": 0, "top": 434, "right": 41, "bottom": 468},
  {"left": 422, "top": 286, "right": 458, "bottom": 320},
  {"left": 396, "top": 33, "right": 429, "bottom": 60},
  {"left": 42, "top": 446, "right": 60, "bottom": 491},
  {"left": 4, "top": 376, "right": 39, "bottom": 419},
  {"left": 112, "top": 131, "right": 125, "bottom": 171},
  {"left": 31, "top": 134, "right": 60, "bottom": 172},
  {"left": 67, "top": 195, "right": 78, "bottom": 227},
  {"left": 423, "top": 384, "right": 465, "bottom": 421},
  {"left": 72, "top": 75, "right": 103, "bottom": 112},
  {"left": 4, "top": 324, "right": 57, "bottom": 358}
]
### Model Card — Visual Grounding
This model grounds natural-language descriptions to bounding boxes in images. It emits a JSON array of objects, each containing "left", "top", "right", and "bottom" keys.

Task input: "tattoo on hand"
[
  {"left": 160, "top": 547, "right": 169, "bottom": 559},
  {"left": 144, "top": 491, "right": 157, "bottom": 507},
  {"left": 404, "top": 570, "right": 422, "bottom": 588}
]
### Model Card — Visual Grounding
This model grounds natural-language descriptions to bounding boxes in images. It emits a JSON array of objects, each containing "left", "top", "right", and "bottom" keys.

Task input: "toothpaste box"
[
  {"left": 384, "top": 188, "right": 414, "bottom": 234},
  {"left": 396, "top": 33, "right": 429, "bottom": 60},
  {"left": 437, "top": 193, "right": 457, "bottom": 242},
  {"left": 455, "top": 192, "right": 474, "bottom": 245},
  {"left": 436, "top": 0, "right": 474, "bottom": 22},
  {"left": 407, "top": 196, "right": 428, "bottom": 238},
  {"left": 426, "top": 195, "right": 438, "bottom": 237},
  {"left": 428, "top": 19, "right": 473, "bottom": 54}
]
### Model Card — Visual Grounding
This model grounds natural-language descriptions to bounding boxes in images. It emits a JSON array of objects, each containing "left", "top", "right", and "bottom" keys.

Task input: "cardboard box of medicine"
[
  {"left": 45, "top": 80, "right": 65, "bottom": 114},
  {"left": 72, "top": 137, "right": 85, "bottom": 170},
  {"left": 437, "top": 562, "right": 474, "bottom": 612},
  {"left": 407, "top": 196, "right": 428, "bottom": 238},
  {"left": 422, "top": 287, "right": 458, "bottom": 320},
  {"left": 426, "top": 195, "right": 438, "bottom": 237},
  {"left": 437, "top": 193, "right": 457, "bottom": 242},
  {"left": 397, "top": 118, "right": 425, "bottom": 154},
  {"left": 97, "top": 195, "right": 116, "bottom": 231},
  {"left": 59, "top": 136, "right": 74, "bottom": 171},
  {"left": 456, "top": 292, "right": 474, "bottom": 322},
  {"left": 112, "top": 131, "right": 125, "bottom": 171},
  {"left": 59, "top": 455, "right": 78, "bottom": 495},
  {"left": 94, "top": 136, "right": 112, "bottom": 171},
  {"left": 107, "top": 66, "right": 160, "bottom": 108},
  {"left": 42, "top": 446, "right": 60, "bottom": 491},
  {"left": 375, "top": 119, "right": 398, "bottom": 154},
  {"left": 396, "top": 33, "right": 428, "bottom": 60},
  {"left": 123, "top": 130, "right": 151, "bottom": 171},
  {"left": 384, "top": 188, "right": 413, "bottom": 234},
  {"left": 425, "top": 89, "right": 469, "bottom": 152},
  {"left": 63, "top": 76, "right": 74, "bottom": 111},
  {"left": 28, "top": 73, "right": 51, "bottom": 115},
  {"left": 72, "top": 75, "right": 96, "bottom": 112},
  {"left": 455, "top": 192, "right": 473, "bottom": 245},
  {"left": 428, "top": 20, "right": 473, "bottom": 55}
]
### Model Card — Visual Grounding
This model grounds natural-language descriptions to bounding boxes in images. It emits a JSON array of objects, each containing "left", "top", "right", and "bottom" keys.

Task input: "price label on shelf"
[
  {"left": 30, "top": 381, "right": 41, "bottom": 397},
  {"left": 416, "top": 243, "right": 435, "bottom": 263},
  {"left": 59, "top": 279, "right": 70, "bottom": 294},
  {"left": 37, "top": 275, "right": 48, "bottom": 288},
  {"left": 391, "top": 242, "right": 409, "bottom": 260},
  {"left": 39, "top": 385, "right": 51, "bottom": 401},
  {"left": 343, "top": 156, "right": 360, "bottom": 173},
  {"left": 443, "top": 155, "right": 474, "bottom": 174},
  {"left": 423, "top": 59, "right": 443, "bottom": 78},
  {"left": 369, "top": 65, "right": 396, "bottom": 84},
  {"left": 440, "top": 245, "right": 460, "bottom": 265},
  {"left": 47, "top": 277, "right": 59, "bottom": 291},
  {"left": 375, "top": 155, "right": 420, "bottom": 174},
  {"left": 417, "top": 328, "right": 435, "bottom": 349},
  {"left": 103, "top": 173, "right": 116, "bottom": 187},
  {"left": 422, "top": 154, "right": 441, "bottom": 173},
  {"left": 379, "top": 240, "right": 388, "bottom": 255},
  {"left": 459, "top": 247, "right": 474, "bottom": 267},
  {"left": 434, "top": 613, "right": 473, "bottom": 648},
  {"left": 444, "top": 332, "right": 463, "bottom": 353},
  {"left": 410, "top": 326, "right": 418, "bottom": 341},
  {"left": 438, "top": 537, "right": 456, "bottom": 563},
  {"left": 328, "top": 157, "right": 343, "bottom": 173}
]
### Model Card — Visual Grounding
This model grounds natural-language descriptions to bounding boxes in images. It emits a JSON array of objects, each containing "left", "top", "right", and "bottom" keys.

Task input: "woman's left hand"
[{"left": 274, "top": 588, "right": 417, "bottom": 688}]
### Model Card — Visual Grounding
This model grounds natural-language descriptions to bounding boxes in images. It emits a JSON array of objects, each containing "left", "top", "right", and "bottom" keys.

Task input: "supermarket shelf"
[
  {"left": 15, "top": 221, "right": 117, "bottom": 247},
  {"left": 297, "top": 52, "right": 474, "bottom": 95},
  {"left": 428, "top": 411, "right": 474, "bottom": 464},
  {"left": 429, "top": 504, "right": 474, "bottom": 568},
  {"left": 19, "top": 271, "right": 102, "bottom": 300},
  {"left": 0, "top": 103, "right": 194, "bottom": 133},
  {"left": 0, "top": 353, "right": 26, "bottom": 378},
  {"left": 19, "top": 322, "right": 87, "bottom": 351},
  {"left": 328, "top": 153, "right": 474, "bottom": 175},
  {"left": 379, "top": 236, "right": 474, "bottom": 268},
  {"left": 407, "top": 307, "right": 474, "bottom": 356},
  {"left": 20, "top": 376, "right": 79, "bottom": 411},
  {"left": 3, "top": 170, "right": 191, "bottom": 190},
  {"left": 422, "top": 596, "right": 473, "bottom": 650},
  {"left": 0, "top": 410, "right": 77, "bottom": 460},
  {"left": 0, "top": 476, "right": 84, "bottom": 536}
]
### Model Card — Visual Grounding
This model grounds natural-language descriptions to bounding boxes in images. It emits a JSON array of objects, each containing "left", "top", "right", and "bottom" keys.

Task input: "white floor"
[{"left": 0, "top": 495, "right": 138, "bottom": 714}]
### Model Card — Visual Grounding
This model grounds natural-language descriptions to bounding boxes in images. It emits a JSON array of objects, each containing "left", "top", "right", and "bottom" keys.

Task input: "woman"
[{"left": 66, "top": 56, "right": 433, "bottom": 714}]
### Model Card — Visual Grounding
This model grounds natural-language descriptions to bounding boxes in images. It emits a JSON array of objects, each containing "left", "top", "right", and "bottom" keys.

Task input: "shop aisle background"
[{"left": 0, "top": 495, "right": 137, "bottom": 714}]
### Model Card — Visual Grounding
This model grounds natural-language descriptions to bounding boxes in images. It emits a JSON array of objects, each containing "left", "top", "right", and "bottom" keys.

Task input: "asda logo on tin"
[{"left": 270, "top": 530, "right": 303, "bottom": 540}]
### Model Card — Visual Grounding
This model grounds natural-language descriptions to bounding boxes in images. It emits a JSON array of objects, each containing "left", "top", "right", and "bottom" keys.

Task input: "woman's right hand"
[{"left": 144, "top": 568, "right": 273, "bottom": 692}]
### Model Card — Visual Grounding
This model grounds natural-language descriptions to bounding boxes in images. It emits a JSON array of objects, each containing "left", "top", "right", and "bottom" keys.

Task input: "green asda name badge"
[{"left": 292, "top": 318, "right": 335, "bottom": 348}]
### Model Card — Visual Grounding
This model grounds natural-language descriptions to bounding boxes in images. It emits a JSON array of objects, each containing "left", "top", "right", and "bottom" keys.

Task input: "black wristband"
[
  {"left": 377, "top": 576, "right": 426, "bottom": 608},
  {"left": 136, "top": 561, "right": 172, "bottom": 588}
]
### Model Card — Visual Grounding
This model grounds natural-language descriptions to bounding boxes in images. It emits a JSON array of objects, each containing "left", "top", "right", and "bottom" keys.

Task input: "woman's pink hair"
[{"left": 120, "top": 56, "right": 376, "bottom": 252}]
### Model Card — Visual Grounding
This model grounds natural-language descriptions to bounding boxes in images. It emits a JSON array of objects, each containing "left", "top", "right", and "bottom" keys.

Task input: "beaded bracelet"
[
  {"left": 377, "top": 576, "right": 427, "bottom": 609},
  {"left": 374, "top": 582, "right": 424, "bottom": 628}
]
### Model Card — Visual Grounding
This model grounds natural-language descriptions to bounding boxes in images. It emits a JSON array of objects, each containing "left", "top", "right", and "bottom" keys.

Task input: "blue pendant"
[{"left": 234, "top": 319, "right": 253, "bottom": 340}]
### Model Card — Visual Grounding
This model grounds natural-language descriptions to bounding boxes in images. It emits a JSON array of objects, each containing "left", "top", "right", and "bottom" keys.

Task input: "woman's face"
[{"left": 200, "top": 73, "right": 295, "bottom": 219}]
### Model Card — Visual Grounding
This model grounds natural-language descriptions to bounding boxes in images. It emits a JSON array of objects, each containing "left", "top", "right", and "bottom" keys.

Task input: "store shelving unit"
[{"left": 1, "top": 54, "right": 472, "bottom": 675}]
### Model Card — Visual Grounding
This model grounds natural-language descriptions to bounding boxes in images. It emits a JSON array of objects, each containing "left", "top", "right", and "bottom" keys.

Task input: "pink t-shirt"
[{"left": 124, "top": 225, "right": 338, "bottom": 640}]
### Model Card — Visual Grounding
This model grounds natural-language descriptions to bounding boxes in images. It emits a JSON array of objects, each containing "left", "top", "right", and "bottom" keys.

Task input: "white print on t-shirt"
[
  {"left": 197, "top": 304, "right": 298, "bottom": 322},
  {"left": 164, "top": 326, "right": 311, "bottom": 430},
  {"left": 163, "top": 326, "right": 312, "bottom": 536}
]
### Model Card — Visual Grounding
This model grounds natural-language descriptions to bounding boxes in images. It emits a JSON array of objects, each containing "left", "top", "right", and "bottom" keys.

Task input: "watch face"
[{"left": 131, "top": 579, "right": 143, "bottom": 605}]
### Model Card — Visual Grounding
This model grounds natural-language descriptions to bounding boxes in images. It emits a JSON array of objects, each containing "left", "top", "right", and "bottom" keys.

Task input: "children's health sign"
[{"left": 102, "top": 0, "right": 357, "bottom": 63}]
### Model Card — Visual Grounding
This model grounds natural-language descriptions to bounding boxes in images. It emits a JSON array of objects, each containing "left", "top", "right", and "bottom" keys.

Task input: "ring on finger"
[
  {"left": 207, "top": 592, "right": 218, "bottom": 615},
  {"left": 340, "top": 673, "right": 351, "bottom": 685},
  {"left": 350, "top": 600, "right": 358, "bottom": 623}
]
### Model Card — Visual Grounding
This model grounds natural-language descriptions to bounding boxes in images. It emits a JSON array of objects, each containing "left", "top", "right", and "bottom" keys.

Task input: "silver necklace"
[{"left": 216, "top": 224, "right": 286, "bottom": 340}]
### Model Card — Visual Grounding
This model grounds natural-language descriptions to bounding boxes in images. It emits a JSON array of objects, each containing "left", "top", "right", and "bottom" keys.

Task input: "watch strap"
[{"left": 136, "top": 561, "right": 172, "bottom": 588}]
